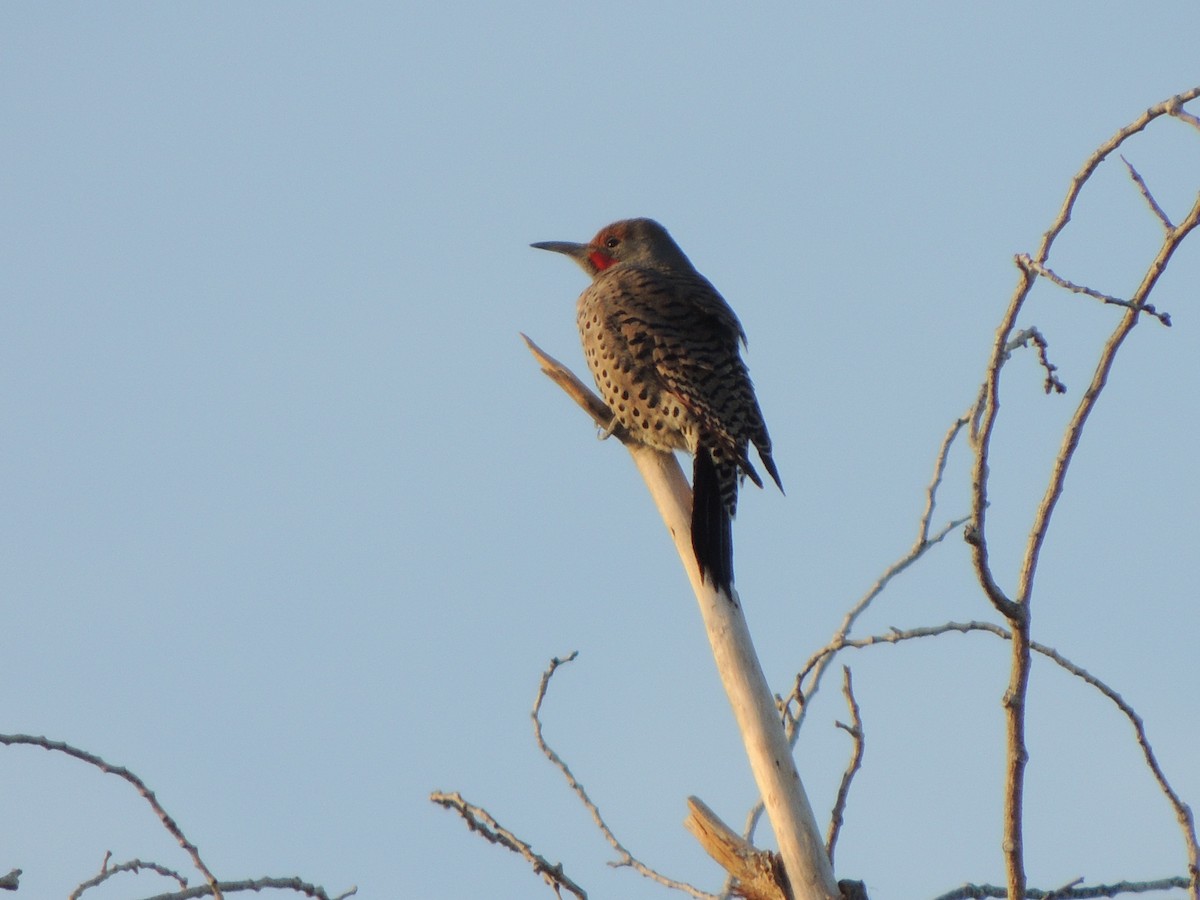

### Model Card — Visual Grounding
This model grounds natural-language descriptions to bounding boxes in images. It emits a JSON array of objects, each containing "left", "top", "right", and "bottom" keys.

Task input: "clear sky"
[{"left": 2, "top": 5, "right": 1197, "bottom": 899}]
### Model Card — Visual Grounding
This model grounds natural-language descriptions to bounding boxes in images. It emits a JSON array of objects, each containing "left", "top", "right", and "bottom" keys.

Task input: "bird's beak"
[{"left": 530, "top": 240, "right": 590, "bottom": 262}]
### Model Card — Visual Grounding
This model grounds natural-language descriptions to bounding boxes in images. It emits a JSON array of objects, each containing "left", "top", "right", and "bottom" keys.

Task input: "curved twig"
[
  {"left": 0, "top": 733, "right": 222, "bottom": 898},
  {"left": 530, "top": 653, "right": 715, "bottom": 899}
]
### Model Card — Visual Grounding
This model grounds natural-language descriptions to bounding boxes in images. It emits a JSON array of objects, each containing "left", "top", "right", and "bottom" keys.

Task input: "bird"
[{"left": 532, "top": 218, "right": 782, "bottom": 594}]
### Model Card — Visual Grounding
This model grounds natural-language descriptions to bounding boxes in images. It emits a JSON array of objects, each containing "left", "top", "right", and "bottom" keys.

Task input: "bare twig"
[
  {"left": 1036, "top": 87, "right": 1200, "bottom": 257},
  {"left": 782, "top": 414, "right": 971, "bottom": 739},
  {"left": 968, "top": 84, "right": 1200, "bottom": 622},
  {"left": 1017, "top": 256, "right": 1172, "bottom": 327},
  {"left": 1026, "top": 643, "right": 1200, "bottom": 889},
  {"left": 529, "top": 652, "right": 715, "bottom": 899},
  {"left": 932, "top": 874, "right": 1189, "bottom": 899},
  {"left": 966, "top": 300, "right": 1023, "bottom": 620},
  {"left": 1012, "top": 188, "right": 1200, "bottom": 899},
  {"left": 741, "top": 416, "right": 972, "bottom": 861},
  {"left": 1171, "top": 100, "right": 1200, "bottom": 133},
  {"left": 966, "top": 85, "right": 1200, "bottom": 899},
  {"left": 1120, "top": 155, "right": 1175, "bottom": 231},
  {"left": 1014, "top": 108, "right": 1200, "bottom": 609},
  {"left": 920, "top": 416, "right": 970, "bottom": 546},
  {"left": 430, "top": 790, "right": 587, "bottom": 900},
  {"left": 0, "top": 733, "right": 222, "bottom": 898},
  {"left": 825, "top": 668, "right": 864, "bottom": 867},
  {"left": 134, "top": 876, "right": 355, "bottom": 900},
  {"left": 1006, "top": 326, "right": 1069, "bottom": 394},
  {"left": 799, "top": 618, "right": 1198, "bottom": 887},
  {"left": 72, "top": 856, "right": 188, "bottom": 900}
]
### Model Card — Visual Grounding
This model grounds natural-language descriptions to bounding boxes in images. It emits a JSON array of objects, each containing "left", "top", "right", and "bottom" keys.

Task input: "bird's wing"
[{"left": 611, "top": 268, "right": 767, "bottom": 486}]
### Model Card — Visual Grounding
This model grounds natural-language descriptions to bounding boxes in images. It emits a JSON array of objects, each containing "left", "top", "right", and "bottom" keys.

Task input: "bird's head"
[{"left": 532, "top": 218, "right": 693, "bottom": 278}]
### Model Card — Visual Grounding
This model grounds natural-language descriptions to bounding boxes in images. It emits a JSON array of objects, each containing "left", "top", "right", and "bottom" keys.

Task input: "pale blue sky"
[{"left": 2, "top": 5, "right": 1198, "bottom": 899}]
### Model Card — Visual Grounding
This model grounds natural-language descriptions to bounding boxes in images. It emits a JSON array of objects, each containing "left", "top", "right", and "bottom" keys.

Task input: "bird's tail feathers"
[
  {"left": 760, "top": 450, "right": 783, "bottom": 494},
  {"left": 692, "top": 451, "right": 734, "bottom": 595}
]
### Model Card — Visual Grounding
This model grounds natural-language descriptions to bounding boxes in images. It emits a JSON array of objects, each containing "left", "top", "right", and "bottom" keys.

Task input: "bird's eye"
[{"left": 605, "top": 237, "right": 620, "bottom": 249}]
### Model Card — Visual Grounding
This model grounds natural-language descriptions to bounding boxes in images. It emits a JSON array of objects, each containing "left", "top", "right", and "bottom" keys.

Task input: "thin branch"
[
  {"left": 1017, "top": 256, "right": 1172, "bottom": 327},
  {"left": 134, "top": 877, "right": 355, "bottom": 900},
  {"left": 932, "top": 875, "right": 1189, "bottom": 899},
  {"left": 1034, "top": 86, "right": 1200, "bottom": 259},
  {"left": 967, "top": 86, "right": 1200, "bottom": 898},
  {"left": 741, "top": 415, "right": 974, "bottom": 861},
  {"left": 1012, "top": 87, "right": 1200, "bottom": 613},
  {"left": 825, "top": 668, "right": 864, "bottom": 867},
  {"left": 967, "top": 84, "right": 1200, "bottom": 627},
  {"left": 1027, "top": 643, "right": 1199, "bottom": 888},
  {"left": 73, "top": 856, "right": 188, "bottom": 900},
  {"left": 0, "top": 733, "right": 222, "bottom": 898},
  {"left": 966, "top": 269, "right": 1024, "bottom": 620},
  {"left": 430, "top": 790, "right": 587, "bottom": 900},
  {"left": 1017, "top": 186, "right": 1200, "bottom": 608},
  {"left": 529, "top": 652, "right": 715, "bottom": 899},
  {"left": 737, "top": 417, "right": 972, "bottom": 858},
  {"left": 1006, "top": 326, "right": 1069, "bottom": 394},
  {"left": 920, "top": 416, "right": 970, "bottom": 546},
  {"left": 1168, "top": 94, "right": 1200, "bottom": 134},
  {"left": 800, "top": 619, "right": 1198, "bottom": 884},
  {"left": 783, "top": 413, "right": 971, "bottom": 737},
  {"left": 1120, "top": 155, "right": 1175, "bottom": 231}
]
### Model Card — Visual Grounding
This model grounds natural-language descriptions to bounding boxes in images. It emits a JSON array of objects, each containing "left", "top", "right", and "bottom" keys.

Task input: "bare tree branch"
[
  {"left": 430, "top": 789, "right": 588, "bottom": 900},
  {"left": 1166, "top": 92, "right": 1200, "bottom": 133},
  {"left": 1024, "top": 643, "right": 1199, "bottom": 888},
  {"left": 963, "top": 85, "right": 1200, "bottom": 898},
  {"left": 932, "top": 875, "right": 1189, "bottom": 899},
  {"left": 920, "top": 416, "right": 971, "bottom": 546},
  {"left": 134, "top": 877, "right": 355, "bottom": 900},
  {"left": 0, "top": 733, "right": 222, "bottom": 898},
  {"left": 1037, "top": 87, "right": 1200, "bottom": 255},
  {"left": 1015, "top": 107, "right": 1200, "bottom": 608},
  {"left": 684, "top": 797, "right": 788, "bottom": 900},
  {"left": 743, "top": 415, "right": 970, "bottom": 864},
  {"left": 784, "top": 414, "right": 971, "bottom": 737},
  {"left": 1008, "top": 326, "right": 1069, "bottom": 394},
  {"left": 1120, "top": 155, "right": 1175, "bottom": 231},
  {"left": 968, "top": 83, "right": 1200, "bottom": 614},
  {"left": 1011, "top": 181, "right": 1200, "bottom": 900},
  {"left": 72, "top": 854, "right": 188, "bottom": 900},
  {"left": 529, "top": 652, "right": 715, "bottom": 898},
  {"left": 799, "top": 619, "right": 1198, "bottom": 886},
  {"left": 1016, "top": 257, "right": 1172, "bottom": 327},
  {"left": 826, "top": 668, "right": 864, "bottom": 868}
]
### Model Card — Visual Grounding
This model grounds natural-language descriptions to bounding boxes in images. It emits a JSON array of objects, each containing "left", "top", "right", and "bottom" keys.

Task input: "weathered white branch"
[
  {"left": 684, "top": 797, "right": 788, "bottom": 900},
  {"left": 524, "top": 335, "right": 840, "bottom": 900}
]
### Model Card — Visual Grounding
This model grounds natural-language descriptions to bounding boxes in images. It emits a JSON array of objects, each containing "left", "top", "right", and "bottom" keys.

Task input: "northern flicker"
[{"left": 532, "top": 217, "right": 782, "bottom": 594}]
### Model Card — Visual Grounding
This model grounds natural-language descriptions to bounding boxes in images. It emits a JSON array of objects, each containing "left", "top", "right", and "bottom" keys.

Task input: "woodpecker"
[{"left": 533, "top": 218, "right": 782, "bottom": 594}]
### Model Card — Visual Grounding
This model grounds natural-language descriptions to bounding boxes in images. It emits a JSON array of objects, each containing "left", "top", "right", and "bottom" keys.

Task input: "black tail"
[{"left": 691, "top": 451, "right": 734, "bottom": 595}]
